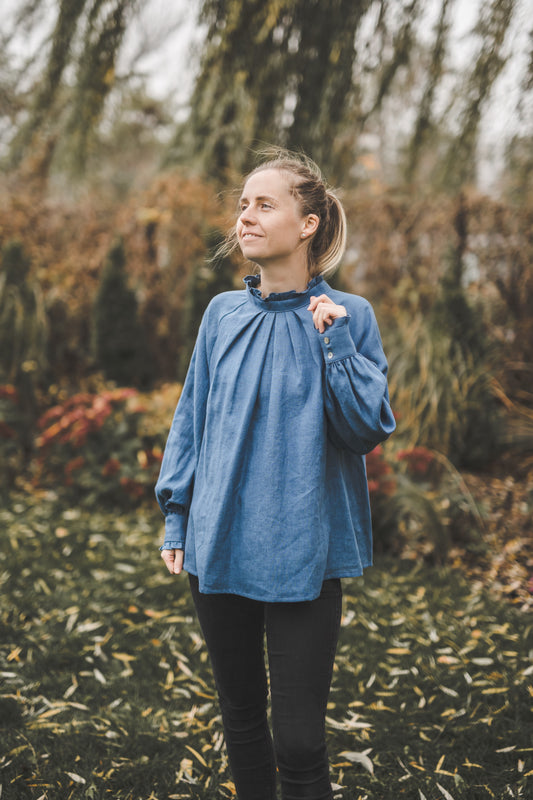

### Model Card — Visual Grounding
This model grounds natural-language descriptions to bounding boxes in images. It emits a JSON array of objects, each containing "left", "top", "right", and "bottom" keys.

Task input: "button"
[
  {"left": 324, "top": 337, "right": 330, "bottom": 344},
  {"left": 327, "top": 352, "right": 333, "bottom": 359}
]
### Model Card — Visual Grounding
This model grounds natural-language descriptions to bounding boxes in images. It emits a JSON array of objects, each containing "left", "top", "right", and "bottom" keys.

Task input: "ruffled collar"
[{"left": 243, "top": 274, "right": 326, "bottom": 311}]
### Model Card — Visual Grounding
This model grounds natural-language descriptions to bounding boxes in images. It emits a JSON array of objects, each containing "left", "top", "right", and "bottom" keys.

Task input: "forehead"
[{"left": 240, "top": 168, "right": 294, "bottom": 199}]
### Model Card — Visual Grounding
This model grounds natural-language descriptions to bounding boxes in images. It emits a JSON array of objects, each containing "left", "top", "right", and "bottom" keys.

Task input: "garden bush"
[{"left": 33, "top": 383, "right": 181, "bottom": 508}]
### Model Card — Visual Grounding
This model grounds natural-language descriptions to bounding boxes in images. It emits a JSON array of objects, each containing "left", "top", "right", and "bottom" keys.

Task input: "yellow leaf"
[
  {"left": 436, "top": 755, "right": 445, "bottom": 772},
  {"left": 112, "top": 652, "right": 136, "bottom": 663},
  {"left": 165, "top": 670, "right": 174, "bottom": 688},
  {"left": 7, "top": 647, "right": 22, "bottom": 662},
  {"left": 185, "top": 745, "right": 208, "bottom": 767},
  {"left": 38, "top": 708, "right": 65, "bottom": 719},
  {"left": 66, "top": 772, "right": 86, "bottom": 784},
  {"left": 143, "top": 609, "right": 166, "bottom": 619},
  {"left": 438, "top": 655, "right": 460, "bottom": 665}
]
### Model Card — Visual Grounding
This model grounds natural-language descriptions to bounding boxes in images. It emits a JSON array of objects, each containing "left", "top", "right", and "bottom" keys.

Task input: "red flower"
[
  {"left": 0, "top": 385, "right": 18, "bottom": 402},
  {"left": 366, "top": 446, "right": 397, "bottom": 496},
  {"left": 64, "top": 456, "right": 85, "bottom": 484},
  {"left": 397, "top": 447, "right": 434, "bottom": 476},
  {"left": 120, "top": 476, "right": 145, "bottom": 499},
  {"left": 102, "top": 457, "right": 121, "bottom": 477},
  {"left": 0, "top": 421, "right": 16, "bottom": 439}
]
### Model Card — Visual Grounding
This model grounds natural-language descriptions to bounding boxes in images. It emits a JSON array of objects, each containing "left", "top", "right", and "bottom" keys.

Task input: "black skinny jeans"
[{"left": 189, "top": 574, "right": 342, "bottom": 800}]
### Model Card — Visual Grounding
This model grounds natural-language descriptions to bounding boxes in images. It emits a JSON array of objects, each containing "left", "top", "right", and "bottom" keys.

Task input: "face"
[{"left": 236, "top": 169, "right": 317, "bottom": 267}]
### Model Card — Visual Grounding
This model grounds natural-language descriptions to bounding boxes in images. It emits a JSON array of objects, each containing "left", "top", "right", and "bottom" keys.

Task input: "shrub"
[
  {"left": 92, "top": 239, "right": 152, "bottom": 388},
  {"left": 0, "top": 385, "right": 23, "bottom": 495},
  {"left": 368, "top": 443, "right": 483, "bottom": 563},
  {"left": 0, "top": 240, "right": 48, "bottom": 456},
  {"left": 33, "top": 385, "right": 179, "bottom": 507},
  {"left": 385, "top": 313, "right": 500, "bottom": 469}
]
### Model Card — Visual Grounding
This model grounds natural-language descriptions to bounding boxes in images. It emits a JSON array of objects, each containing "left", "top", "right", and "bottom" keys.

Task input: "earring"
[{"left": 301, "top": 233, "right": 306, "bottom": 239}]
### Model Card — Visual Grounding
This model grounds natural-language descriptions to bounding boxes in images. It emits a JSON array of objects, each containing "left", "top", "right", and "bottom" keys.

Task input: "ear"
[{"left": 301, "top": 214, "right": 319, "bottom": 239}]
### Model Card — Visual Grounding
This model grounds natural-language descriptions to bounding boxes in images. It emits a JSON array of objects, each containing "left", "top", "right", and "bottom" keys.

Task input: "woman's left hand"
[{"left": 308, "top": 294, "right": 347, "bottom": 333}]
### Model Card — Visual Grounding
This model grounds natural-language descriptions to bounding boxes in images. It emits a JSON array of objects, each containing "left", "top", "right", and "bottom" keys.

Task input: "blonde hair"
[{"left": 216, "top": 148, "right": 347, "bottom": 278}]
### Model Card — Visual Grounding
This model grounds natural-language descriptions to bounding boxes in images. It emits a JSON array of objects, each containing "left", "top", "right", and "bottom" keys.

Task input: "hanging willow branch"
[
  {"left": 9, "top": 0, "right": 90, "bottom": 167},
  {"left": 439, "top": 0, "right": 516, "bottom": 191},
  {"left": 64, "top": 0, "right": 135, "bottom": 174},
  {"left": 404, "top": 0, "right": 453, "bottom": 181},
  {"left": 168, "top": 0, "right": 374, "bottom": 181},
  {"left": 365, "top": 0, "right": 422, "bottom": 121}
]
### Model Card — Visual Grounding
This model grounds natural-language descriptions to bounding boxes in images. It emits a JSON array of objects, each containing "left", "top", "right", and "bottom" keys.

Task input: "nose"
[{"left": 239, "top": 205, "right": 256, "bottom": 225}]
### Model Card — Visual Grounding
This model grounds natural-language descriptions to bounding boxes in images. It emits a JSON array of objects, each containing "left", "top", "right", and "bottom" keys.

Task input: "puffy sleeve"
[
  {"left": 317, "top": 301, "right": 395, "bottom": 455},
  {"left": 155, "top": 309, "right": 211, "bottom": 549}
]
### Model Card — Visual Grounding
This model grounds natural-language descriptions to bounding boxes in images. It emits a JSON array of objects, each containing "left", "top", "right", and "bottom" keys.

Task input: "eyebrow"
[{"left": 239, "top": 194, "right": 277, "bottom": 205}]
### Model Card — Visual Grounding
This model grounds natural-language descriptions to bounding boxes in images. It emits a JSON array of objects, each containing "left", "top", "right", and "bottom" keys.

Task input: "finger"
[
  {"left": 161, "top": 549, "right": 176, "bottom": 574},
  {"left": 312, "top": 305, "right": 334, "bottom": 332},
  {"left": 307, "top": 293, "right": 331, "bottom": 312},
  {"left": 173, "top": 549, "right": 184, "bottom": 574},
  {"left": 314, "top": 310, "right": 330, "bottom": 332}
]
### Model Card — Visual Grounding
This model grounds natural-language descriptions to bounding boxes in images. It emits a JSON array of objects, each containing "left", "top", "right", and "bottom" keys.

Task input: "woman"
[{"left": 156, "top": 150, "right": 395, "bottom": 800}]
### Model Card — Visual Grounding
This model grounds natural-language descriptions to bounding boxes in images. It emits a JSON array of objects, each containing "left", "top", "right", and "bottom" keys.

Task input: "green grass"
[{"left": 1, "top": 494, "right": 531, "bottom": 800}]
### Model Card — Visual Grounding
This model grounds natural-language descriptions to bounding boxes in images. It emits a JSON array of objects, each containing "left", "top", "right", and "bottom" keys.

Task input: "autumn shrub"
[
  {"left": 0, "top": 385, "right": 23, "bottom": 495},
  {"left": 33, "top": 384, "right": 180, "bottom": 507},
  {"left": 0, "top": 170, "right": 238, "bottom": 387},
  {"left": 367, "top": 443, "right": 482, "bottom": 562},
  {"left": 384, "top": 313, "right": 500, "bottom": 469},
  {"left": 92, "top": 238, "right": 152, "bottom": 387},
  {"left": 0, "top": 240, "right": 48, "bottom": 452}
]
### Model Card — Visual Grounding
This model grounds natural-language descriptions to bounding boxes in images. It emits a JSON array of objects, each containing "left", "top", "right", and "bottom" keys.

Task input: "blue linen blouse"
[{"left": 155, "top": 274, "right": 395, "bottom": 602}]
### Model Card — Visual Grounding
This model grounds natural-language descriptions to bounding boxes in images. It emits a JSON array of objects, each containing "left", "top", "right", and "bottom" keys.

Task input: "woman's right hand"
[{"left": 161, "top": 548, "right": 184, "bottom": 575}]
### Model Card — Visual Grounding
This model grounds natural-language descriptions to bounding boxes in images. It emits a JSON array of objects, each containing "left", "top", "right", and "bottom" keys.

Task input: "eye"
[{"left": 260, "top": 202, "right": 273, "bottom": 210}]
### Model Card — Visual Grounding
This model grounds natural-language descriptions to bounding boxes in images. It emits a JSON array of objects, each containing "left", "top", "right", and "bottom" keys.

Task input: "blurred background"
[
  {"left": 1, "top": 4, "right": 533, "bottom": 798},
  {"left": 1, "top": 0, "right": 532, "bottom": 601}
]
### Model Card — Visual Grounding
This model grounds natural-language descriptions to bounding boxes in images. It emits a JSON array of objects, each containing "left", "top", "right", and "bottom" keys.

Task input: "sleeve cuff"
[
  {"left": 159, "top": 541, "right": 185, "bottom": 551},
  {"left": 318, "top": 315, "right": 357, "bottom": 363},
  {"left": 161, "top": 511, "right": 187, "bottom": 548}
]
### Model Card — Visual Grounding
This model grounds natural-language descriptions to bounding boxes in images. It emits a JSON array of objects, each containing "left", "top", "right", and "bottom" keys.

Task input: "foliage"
[
  {"left": 0, "top": 494, "right": 531, "bottom": 799},
  {"left": 0, "top": 240, "right": 47, "bottom": 386},
  {"left": 0, "top": 170, "right": 236, "bottom": 385},
  {"left": 92, "top": 238, "right": 152, "bottom": 388},
  {"left": 436, "top": 0, "right": 516, "bottom": 192},
  {"left": 3, "top": 1, "right": 531, "bottom": 186},
  {"left": 366, "top": 444, "right": 482, "bottom": 564},
  {"left": 0, "top": 240, "right": 48, "bottom": 457},
  {"left": 178, "top": 229, "right": 237, "bottom": 381},
  {"left": 169, "top": 0, "right": 372, "bottom": 180},
  {"left": 347, "top": 188, "right": 533, "bottom": 470},
  {"left": 33, "top": 384, "right": 180, "bottom": 508},
  {"left": 384, "top": 315, "right": 498, "bottom": 468},
  {"left": 0, "top": 385, "right": 23, "bottom": 495},
  {"left": 8, "top": 0, "right": 141, "bottom": 175}
]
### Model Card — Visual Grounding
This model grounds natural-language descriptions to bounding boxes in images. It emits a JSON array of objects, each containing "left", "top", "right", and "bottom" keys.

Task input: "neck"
[{"left": 258, "top": 259, "right": 311, "bottom": 298}]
